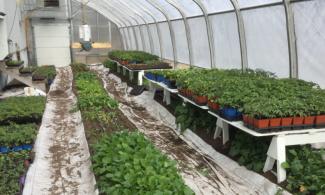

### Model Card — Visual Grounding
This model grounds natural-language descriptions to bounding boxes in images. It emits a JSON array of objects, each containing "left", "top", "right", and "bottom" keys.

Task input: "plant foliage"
[
  {"left": 149, "top": 68, "right": 325, "bottom": 118},
  {"left": 0, "top": 151, "right": 30, "bottom": 194},
  {"left": 282, "top": 146, "right": 325, "bottom": 194},
  {"left": 32, "top": 65, "right": 56, "bottom": 80},
  {"left": 0, "top": 123, "right": 37, "bottom": 146},
  {"left": 91, "top": 131, "right": 194, "bottom": 195},
  {"left": 175, "top": 104, "right": 216, "bottom": 132},
  {"left": 108, "top": 50, "right": 159, "bottom": 63},
  {"left": 75, "top": 72, "right": 118, "bottom": 128},
  {"left": 228, "top": 132, "right": 270, "bottom": 172},
  {"left": 0, "top": 96, "right": 46, "bottom": 125}
]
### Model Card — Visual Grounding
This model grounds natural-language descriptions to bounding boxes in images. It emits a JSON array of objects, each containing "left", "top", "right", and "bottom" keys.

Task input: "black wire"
[{"left": 8, "top": 4, "right": 18, "bottom": 39}]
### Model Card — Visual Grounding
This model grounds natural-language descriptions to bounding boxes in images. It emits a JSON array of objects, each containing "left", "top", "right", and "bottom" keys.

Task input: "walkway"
[{"left": 24, "top": 67, "right": 97, "bottom": 195}]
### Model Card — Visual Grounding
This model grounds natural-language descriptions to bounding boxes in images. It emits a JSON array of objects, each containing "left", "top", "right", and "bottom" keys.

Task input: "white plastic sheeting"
[
  {"left": 24, "top": 67, "right": 97, "bottom": 195},
  {"left": 158, "top": 22, "right": 174, "bottom": 60},
  {"left": 140, "top": 25, "right": 151, "bottom": 53},
  {"left": 201, "top": 0, "right": 234, "bottom": 13},
  {"left": 293, "top": 0, "right": 325, "bottom": 88},
  {"left": 149, "top": 24, "right": 161, "bottom": 56},
  {"left": 77, "top": 0, "right": 325, "bottom": 87},
  {"left": 172, "top": 20, "right": 189, "bottom": 64},
  {"left": 243, "top": 6, "right": 290, "bottom": 78},
  {"left": 237, "top": 0, "right": 281, "bottom": 8},
  {"left": 134, "top": 26, "right": 143, "bottom": 51},
  {"left": 128, "top": 27, "right": 137, "bottom": 50},
  {"left": 210, "top": 13, "right": 242, "bottom": 69},
  {"left": 188, "top": 17, "right": 211, "bottom": 68}
]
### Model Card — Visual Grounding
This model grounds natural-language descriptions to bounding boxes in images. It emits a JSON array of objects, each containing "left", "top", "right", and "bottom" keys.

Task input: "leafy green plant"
[
  {"left": 152, "top": 68, "right": 325, "bottom": 119},
  {"left": 0, "top": 96, "right": 46, "bottom": 125},
  {"left": 75, "top": 72, "right": 118, "bottom": 129},
  {"left": 108, "top": 50, "right": 159, "bottom": 63},
  {"left": 228, "top": 132, "right": 270, "bottom": 172},
  {"left": 0, "top": 123, "right": 38, "bottom": 146},
  {"left": 282, "top": 146, "right": 325, "bottom": 194},
  {"left": 91, "top": 131, "right": 193, "bottom": 195},
  {"left": 0, "top": 151, "right": 30, "bottom": 194},
  {"left": 175, "top": 104, "right": 216, "bottom": 132}
]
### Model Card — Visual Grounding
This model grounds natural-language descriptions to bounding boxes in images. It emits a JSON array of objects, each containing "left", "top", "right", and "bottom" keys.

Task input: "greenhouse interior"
[{"left": 0, "top": 0, "right": 325, "bottom": 194}]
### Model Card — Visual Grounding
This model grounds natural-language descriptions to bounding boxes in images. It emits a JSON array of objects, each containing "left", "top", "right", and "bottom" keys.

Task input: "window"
[{"left": 44, "top": 0, "right": 59, "bottom": 7}]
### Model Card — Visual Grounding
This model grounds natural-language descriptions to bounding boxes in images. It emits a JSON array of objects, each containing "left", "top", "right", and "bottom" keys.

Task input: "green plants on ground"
[
  {"left": 175, "top": 104, "right": 216, "bottom": 132},
  {"left": 0, "top": 123, "right": 37, "bottom": 147},
  {"left": 0, "top": 150, "right": 30, "bottom": 194},
  {"left": 282, "top": 146, "right": 325, "bottom": 194},
  {"left": 228, "top": 132, "right": 270, "bottom": 172},
  {"left": 91, "top": 131, "right": 194, "bottom": 195},
  {"left": 75, "top": 72, "right": 118, "bottom": 128},
  {"left": 0, "top": 96, "right": 46, "bottom": 125},
  {"left": 32, "top": 65, "right": 56, "bottom": 81}
]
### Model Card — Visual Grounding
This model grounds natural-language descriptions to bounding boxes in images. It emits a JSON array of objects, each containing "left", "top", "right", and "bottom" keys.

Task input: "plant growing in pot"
[
  {"left": 278, "top": 99, "right": 294, "bottom": 129},
  {"left": 32, "top": 65, "right": 56, "bottom": 82},
  {"left": 315, "top": 90, "right": 325, "bottom": 127},
  {"left": 308, "top": 89, "right": 325, "bottom": 127},
  {"left": 207, "top": 84, "right": 223, "bottom": 112},
  {"left": 189, "top": 79, "right": 209, "bottom": 106},
  {"left": 19, "top": 66, "right": 37, "bottom": 76},
  {"left": 243, "top": 100, "right": 270, "bottom": 130},
  {"left": 161, "top": 70, "right": 178, "bottom": 89},
  {"left": 5, "top": 60, "right": 24, "bottom": 68},
  {"left": 290, "top": 98, "right": 307, "bottom": 128}
]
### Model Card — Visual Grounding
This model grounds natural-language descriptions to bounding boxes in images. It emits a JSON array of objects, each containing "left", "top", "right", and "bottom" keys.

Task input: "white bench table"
[
  {"left": 208, "top": 111, "right": 325, "bottom": 183},
  {"left": 144, "top": 77, "right": 178, "bottom": 105},
  {"left": 144, "top": 75, "right": 325, "bottom": 183}
]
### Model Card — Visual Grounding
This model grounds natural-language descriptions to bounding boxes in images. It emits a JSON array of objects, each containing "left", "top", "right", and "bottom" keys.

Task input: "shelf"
[
  {"left": 208, "top": 111, "right": 325, "bottom": 137},
  {"left": 144, "top": 77, "right": 178, "bottom": 93},
  {"left": 178, "top": 94, "right": 209, "bottom": 110}
]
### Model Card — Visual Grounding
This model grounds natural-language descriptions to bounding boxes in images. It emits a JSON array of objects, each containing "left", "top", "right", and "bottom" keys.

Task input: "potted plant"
[
  {"left": 32, "top": 65, "right": 56, "bottom": 82},
  {"left": 19, "top": 66, "right": 37, "bottom": 76},
  {"left": 243, "top": 101, "right": 270, "bottom": 130},
  {"left": 6, "top": 60, "right": 24, "bottom": 68},
  {"left": 310, "top": 90, "right": 325, "bottom": 127},
  {"left": 290, "top": 99, "right": 306, "bottom": 127}
]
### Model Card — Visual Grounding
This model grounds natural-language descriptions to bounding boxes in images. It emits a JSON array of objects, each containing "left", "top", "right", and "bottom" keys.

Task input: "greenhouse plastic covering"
[{"left": 77, "top": 0, "right": 325, "bottom": 88}]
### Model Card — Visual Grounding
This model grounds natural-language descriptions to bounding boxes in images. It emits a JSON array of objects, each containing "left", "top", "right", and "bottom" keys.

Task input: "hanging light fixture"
[{"left": 79, "top": 0, "right": 92, "bottom": 51}]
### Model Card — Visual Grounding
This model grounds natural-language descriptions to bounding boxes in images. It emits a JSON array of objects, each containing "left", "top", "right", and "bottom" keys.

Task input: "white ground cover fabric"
[
  {"left": 92, "top": 65, "right": 290, "bottom": 195},
  {"left": 23, "top": 67, "right": 97, "bottom": 195}
]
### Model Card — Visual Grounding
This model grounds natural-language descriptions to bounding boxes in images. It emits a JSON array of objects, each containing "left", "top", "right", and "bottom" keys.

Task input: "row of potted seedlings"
[
  {"left": 146, "top": 68, "right": 325, "bottom": 131},
  {"left": 108, "top": 50, "right": 159, "bottom": 65},
  {"left": 108, "top": 50, "right": 172, "bottom": 70},
  {"left": 0, "top": 96, "right": 45, "bottom": 153},
  {"left": 5, "top": 60, "right": 24, "bottom": 68}
]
